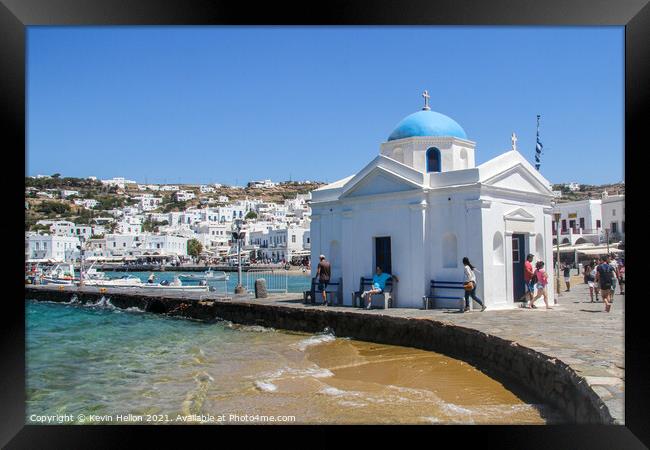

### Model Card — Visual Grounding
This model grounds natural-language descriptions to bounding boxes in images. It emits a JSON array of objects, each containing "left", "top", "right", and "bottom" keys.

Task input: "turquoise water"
[
  {"left": 26, "top": 300, "right": 558, "bottom": 424},
  {"left": 105, "top": 271, "right": 311, "bottom": 295}
]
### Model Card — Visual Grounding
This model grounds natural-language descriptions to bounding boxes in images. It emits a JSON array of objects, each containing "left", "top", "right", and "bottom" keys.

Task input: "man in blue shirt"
[{"left": 362, "top": 266, "right": 399, "bottom": 309}]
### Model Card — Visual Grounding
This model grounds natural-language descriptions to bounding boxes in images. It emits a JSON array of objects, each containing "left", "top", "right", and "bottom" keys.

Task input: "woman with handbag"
[{"left": 462, "top": 257, "right": 486, "bottom": 312}]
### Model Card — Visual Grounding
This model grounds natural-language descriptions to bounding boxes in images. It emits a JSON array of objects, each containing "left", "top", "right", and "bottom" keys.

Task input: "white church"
[{"left": 309, "top": 92, "right": 556, "bottom": 309}]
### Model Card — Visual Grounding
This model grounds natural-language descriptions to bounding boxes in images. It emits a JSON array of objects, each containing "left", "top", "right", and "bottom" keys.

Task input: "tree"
[
  {"left": 51, "top": 173, "right": 61, "bottom": 178},
  {"left": 187, "top": 239, "right": 203, "bottom": 258},
  {"left": 245, "top": 211, "right": 258, "bottom": 220}
]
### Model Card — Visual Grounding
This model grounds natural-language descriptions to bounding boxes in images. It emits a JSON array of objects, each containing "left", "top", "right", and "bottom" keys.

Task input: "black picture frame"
[{"left": 3, "top": 0, "right": 647, "bottom": 447}]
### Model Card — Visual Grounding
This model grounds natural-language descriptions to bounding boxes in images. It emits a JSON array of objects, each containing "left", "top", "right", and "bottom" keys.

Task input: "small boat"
[
  {"left": 138, "top": 276, "right": 209, "bottom": 291},
  {"left": 178, "top": 270, "right": 229, "bottom": 281},
  {"left": 82, "top": 275, "right": 144, "bottom": 287},
  {"left": 42, "top": 264, "right": 76, "bottom": 285}
]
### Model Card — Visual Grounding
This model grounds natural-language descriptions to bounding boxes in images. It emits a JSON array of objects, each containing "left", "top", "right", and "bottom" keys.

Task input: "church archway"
[
  {"left": 575, "top": 238, "right": 587, "bottom": 245},
  {"left": 442, "top": 233, "right": 458, "bottom": 268},
  {"left": 492, "top": 231, "right": 504, "bottom": 265},
  {"left": 562, "top": 238, "right": 570, "bottom": 244},
  {"left": 426, "top": 147, "right": 441, "bottom": 173}
]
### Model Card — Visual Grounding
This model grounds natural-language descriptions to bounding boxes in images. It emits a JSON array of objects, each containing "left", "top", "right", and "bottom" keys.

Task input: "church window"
[{"left": 426, "top": 147, "right": 441, "bottom": 173}]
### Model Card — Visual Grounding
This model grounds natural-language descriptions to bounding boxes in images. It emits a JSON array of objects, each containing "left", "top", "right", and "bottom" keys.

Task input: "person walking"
[
  {"left": 618, "top": 261, "right": 625, "bottom": 295},
  {"left": 563, "top": 263, "right": 571, "bottom": 292},
  {"left": 523, "top": 254, "right": 535, "bottom": 307},
  {"left": 462, "top": 257, "right": 486, "bottom": 312},
  {"left": 316, "top": 255, "right": 331, "bottom": 306},
  {"left": 530, "top": 261, "right": 552, "bottom": 309},
  {"left": 596, "top": 256, "right": 615, "bottom": 312},
  {"left": 608, "top": 255, "right": 619, "bottom": 298},
  {"left": 584, "top": 264, "right": 597, "bottom": 302}
]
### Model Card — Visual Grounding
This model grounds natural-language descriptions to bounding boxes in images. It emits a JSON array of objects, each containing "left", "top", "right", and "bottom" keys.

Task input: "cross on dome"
[
  {"left": 511, "top": 132, "right": 518, "bottom": 151},
  {"left": 422, "top": 90, "right": 431, "bottom": 111}
]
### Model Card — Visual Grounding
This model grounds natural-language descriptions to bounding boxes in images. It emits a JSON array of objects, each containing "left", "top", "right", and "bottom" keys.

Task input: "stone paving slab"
[{"left": 243, "top": 282, "right": 625, "bottom": 423}]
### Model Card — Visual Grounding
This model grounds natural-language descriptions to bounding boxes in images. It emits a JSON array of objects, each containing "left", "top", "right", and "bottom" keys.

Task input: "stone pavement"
[{"left": 249, "top": 281, "right": 625, "bottom": 423}]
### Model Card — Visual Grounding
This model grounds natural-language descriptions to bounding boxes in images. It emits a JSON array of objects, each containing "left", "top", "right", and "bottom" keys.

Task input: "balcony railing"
[{"left": 555, "top": 227, "right": 601, "bottom": 236}]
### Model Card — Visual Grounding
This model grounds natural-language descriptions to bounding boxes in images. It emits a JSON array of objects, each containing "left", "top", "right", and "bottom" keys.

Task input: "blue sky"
[{"left": 27, "top": 26, "right": 624, "bottom": 186}]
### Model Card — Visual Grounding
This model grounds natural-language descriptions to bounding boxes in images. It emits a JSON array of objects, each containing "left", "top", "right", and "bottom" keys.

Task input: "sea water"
[
  {"left": 26, "top": 300, "right": 563, "bottom": 424},
  {"left": 104, "top": 271, "right": 311, "bottom": 294}
]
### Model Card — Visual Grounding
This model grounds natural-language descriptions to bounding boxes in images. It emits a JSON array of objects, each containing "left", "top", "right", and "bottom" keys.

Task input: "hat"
[{"left": 319, "top": 255, "right": 325, "bottom": 260}]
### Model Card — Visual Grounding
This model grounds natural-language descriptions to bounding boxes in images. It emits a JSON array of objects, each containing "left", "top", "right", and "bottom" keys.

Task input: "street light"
[
  {"left": 553, "top": 211, "right": 561, "bottom": 301},
  {"left": 605, "top": 228, "right": 610, "bottom": 255},
  {"left": 231, "top": 219, "right": 247, "bottom": 294}
]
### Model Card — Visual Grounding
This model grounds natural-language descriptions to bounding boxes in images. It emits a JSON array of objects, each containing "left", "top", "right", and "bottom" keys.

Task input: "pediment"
[
  {"left": 483, "top": 164, "right": 552, "bottom": 195},
  {"left": 341, "top": 167, "right": 422, "bottom": 199},
  {"left": 504, "top": 207, "right": 536, "bottom": 222}
]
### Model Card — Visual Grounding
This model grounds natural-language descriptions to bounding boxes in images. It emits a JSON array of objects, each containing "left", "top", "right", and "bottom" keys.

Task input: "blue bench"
[
  {"left": 422, "top": 279, "right": 465, "bottom": 311},
  {"left": 352, "top": 276, "right": 395, "bottom": 309},
  {"left": 303, "top": 277, "right": 343, "bottom": 305}
]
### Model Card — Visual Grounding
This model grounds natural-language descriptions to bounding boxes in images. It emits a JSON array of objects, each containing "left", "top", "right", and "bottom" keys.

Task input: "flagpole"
[{"left": 534, "top": 114, "right": 543, "bottom": 171}]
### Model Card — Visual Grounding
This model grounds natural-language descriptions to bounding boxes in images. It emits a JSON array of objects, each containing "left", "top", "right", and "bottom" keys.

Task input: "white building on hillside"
[
  {"left": 174, "top": 190, "right": 196, "bottom": 202},
  {"left": 73, "top": 199, "right": 99, "bottom": 209},
  {"left": 310, "top": 95, "right": 555, "bottom": 309},
  {"left": 248, "top": 179, "right": 277, "bottom": 189},
  {"left": 101, "top": 177, "right": 136, "bottom": 189},
  {"left": 26, "top": 234, "right": 80, "bottom": 262}
]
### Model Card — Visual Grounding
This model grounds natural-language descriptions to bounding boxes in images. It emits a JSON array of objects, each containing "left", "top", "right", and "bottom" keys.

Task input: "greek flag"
[{"left": 534, "top": 115, "right": 543, "bottom": 171}]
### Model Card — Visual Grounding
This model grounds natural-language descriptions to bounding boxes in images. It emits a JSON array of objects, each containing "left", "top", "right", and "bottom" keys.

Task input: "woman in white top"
[{"left": 462, "top": 257, "right": 486, "bottom": 312}]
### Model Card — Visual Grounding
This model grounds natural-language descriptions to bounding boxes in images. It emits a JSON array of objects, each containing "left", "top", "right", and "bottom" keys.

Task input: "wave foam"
[
  {"left": 294, "top": 334, "right": 335, "bottom": 352},
  {"left": 255, "top": 381, "right": 278, "bottom": 392}
]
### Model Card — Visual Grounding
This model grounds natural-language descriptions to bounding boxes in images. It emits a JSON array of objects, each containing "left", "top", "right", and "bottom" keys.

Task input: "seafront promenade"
[{"left": 25, "top": 281, "right": 624, "bottom": 424}]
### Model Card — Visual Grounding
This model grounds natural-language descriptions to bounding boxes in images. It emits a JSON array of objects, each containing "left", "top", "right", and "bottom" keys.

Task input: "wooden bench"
[
  {"left": 303, "top": 277, "right": 343, "bottom": 305},
  {"left": 352, "top": 276, "right": 395, "bottom": 309},
  {"left": 422, "top": 279, "right": 465, "bottom": 311}
]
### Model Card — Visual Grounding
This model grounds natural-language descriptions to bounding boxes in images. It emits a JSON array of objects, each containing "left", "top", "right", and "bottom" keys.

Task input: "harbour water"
[
  {"left": 104, "top": 271, "right": 312, "bottom": 294},
  {"left": 26, "top": 299, "right": 563, "bottom": 424}
]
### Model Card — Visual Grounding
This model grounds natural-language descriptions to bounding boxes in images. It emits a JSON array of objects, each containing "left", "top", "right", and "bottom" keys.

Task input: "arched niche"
[
  {"left": 493, "top": 231, "right": 504, "bottom": 265},
  {"left": 442, "top": 233, "right": 458, "bottom": 268}
]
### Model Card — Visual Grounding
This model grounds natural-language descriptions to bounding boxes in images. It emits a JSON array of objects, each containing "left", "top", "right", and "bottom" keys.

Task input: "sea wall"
[{"left": 24, "top": 286, "right": 614, "bottom": 424}]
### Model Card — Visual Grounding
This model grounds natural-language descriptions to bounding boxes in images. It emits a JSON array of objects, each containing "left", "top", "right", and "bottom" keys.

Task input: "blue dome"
[{"left": 388, "top": 110, "right": 467, "bottom": 141}]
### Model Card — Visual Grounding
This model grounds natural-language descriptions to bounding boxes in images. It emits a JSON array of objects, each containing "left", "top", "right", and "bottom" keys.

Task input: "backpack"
[{"left": 599, "top": 264, "right": 614, "bottom": 288}]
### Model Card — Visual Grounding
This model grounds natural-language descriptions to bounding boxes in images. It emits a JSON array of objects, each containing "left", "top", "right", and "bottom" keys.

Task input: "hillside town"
[
  {"left": 24, "top": 173, "right": 624, "bottom": 272},
  {"left": 25, "top": 175, "right": 323, "bottom": 267}
]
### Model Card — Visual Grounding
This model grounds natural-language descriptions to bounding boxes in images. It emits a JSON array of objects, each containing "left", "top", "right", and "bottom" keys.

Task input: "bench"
[
  {"left": 303, "top": 277, "right": 343, "bottom": 305},
  {"left": 352, "top": 276, "right": 395, "bottom": 309},
  {"left": 422, "top": 279, "right": 465, "bottom": 311}
]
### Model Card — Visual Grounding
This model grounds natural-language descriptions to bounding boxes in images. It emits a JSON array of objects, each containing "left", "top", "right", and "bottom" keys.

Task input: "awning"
[
  {"left": 574, "top": 247, "right": 624, "bottom": 256},
  {"left": 553, "top": 244, "right": 623, "bottom": 254}
]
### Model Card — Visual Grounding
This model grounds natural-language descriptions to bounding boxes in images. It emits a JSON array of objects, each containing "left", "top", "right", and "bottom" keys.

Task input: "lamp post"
[
  {"left": 231, "top": 219, "right": 246, "bottom": 294},
  {"left": 553, "top": 212, "right": 561, "bottom": 300},
  {"left": 605, "top": 228, "right": 610, "bottom": 255}
]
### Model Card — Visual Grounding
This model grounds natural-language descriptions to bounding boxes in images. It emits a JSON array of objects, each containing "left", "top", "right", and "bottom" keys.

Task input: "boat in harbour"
[
  {"left": 41, "top": 264, "right": 76, "bottom": 285},
  {"left": 178, "top": 270, "right": 229, "bottom": 281},
  {"left": 137, "top": 276, "right": 210, "bottom": 291}
]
